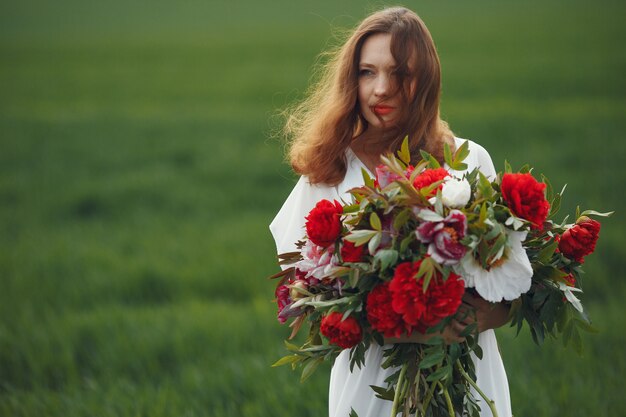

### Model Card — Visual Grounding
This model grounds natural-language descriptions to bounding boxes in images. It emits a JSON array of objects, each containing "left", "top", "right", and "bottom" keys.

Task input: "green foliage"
[{"left": 1, "top": 0, "right": 625, "bottom": 416}]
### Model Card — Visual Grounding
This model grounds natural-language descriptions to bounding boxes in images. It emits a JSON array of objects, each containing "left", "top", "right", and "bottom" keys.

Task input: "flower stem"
[
  {"left": 390, "top": 363, "right": 408, "bottom": 417},
  {"left": 455, "top": 360, "right": 498, "bottom": 417},
  {"left": 420, "top": 379, "right": 437, "bottom": 416},
  {"left": 438, "top": 382, "right": 455, "bottom": 417}
]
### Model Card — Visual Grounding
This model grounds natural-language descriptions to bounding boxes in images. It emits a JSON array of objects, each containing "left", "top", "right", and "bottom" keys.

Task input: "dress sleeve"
[
  {"left": 471, "top": 141, "right": 498, "bottom": 181},
  {"left": 269, "top": 176, "right": 338, "bottom": 256},
  {"left": 453, "top": 138, "right": 498, "bottom": 181}
]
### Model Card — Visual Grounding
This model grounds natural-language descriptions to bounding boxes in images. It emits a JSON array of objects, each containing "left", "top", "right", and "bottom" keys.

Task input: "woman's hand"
[
  {"left": 385, "top": 321, "right": 467, "bottom": 345},
  {"left": 456, "top": 292, "right": 511, "bottom": 333}
]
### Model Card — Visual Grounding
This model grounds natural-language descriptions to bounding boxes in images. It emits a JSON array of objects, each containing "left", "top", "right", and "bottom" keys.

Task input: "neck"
[{"left": 352, "top": 127, "right": 395, "bottom": 154}]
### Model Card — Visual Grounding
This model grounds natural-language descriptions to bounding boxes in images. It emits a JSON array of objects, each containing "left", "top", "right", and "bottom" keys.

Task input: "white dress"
[{"left": 270, "top": 138, "right": 513, "bottom": 417}]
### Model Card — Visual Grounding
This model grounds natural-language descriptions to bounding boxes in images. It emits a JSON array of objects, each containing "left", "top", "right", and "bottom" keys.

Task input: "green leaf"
[
  {"left": 549, "top": 193, "right": 562, "bottom": 218},
  {"left": 448, "top": 343, "right": 461, "bottom": 363},
  {"left": 370, "top": 212, "right": 382, "bottom": 231},
  {"left": 284, "top": 341, "right": 300, "bottom": 352},
  {"left": 426, "top": 364, "right": 452, "bottom": 382},
  {"left": 473, "top": 343, "right": 483, "bottom": 360},
  {"left": 420, "top": 150, "right": 440, "bottom": 168},
  {"left": 443, "top": 142, "right": 453, "bottom": 168},
  {"left": 392, "top": 208, "right": 412, "bottom": 231},
  {"left": 417, "top": 258, "right": 435, "bottom": 291},
  {"left": 370, "top": 385, "right": 395, "bottom": 401},
  {"left": 579, "top": 209, "right": 614, "bottom": 218},
  {"left": 271, "top": 355, "right": 301, "bottom": 367},
  {"left": 348, "top": 268, "right": 360, "bottom": 288},
  {"left": 400, "top": 234, "right": 413, "bottom": 253},
  {"left": 345, "top": 230, "right": 378, "bottom": 246},
  {"left": 300, "top": 358, "right": 322, "bottom": 382},
  {"left": 574, "top": 318, "right": 599, "bottom": 334},
  {"left": 368, "top": 231, "right": 382, "bottom": 254},
  {"left": 434, "top": 189, "right": 444, "bottom": 216},
  {"left": 450, "top": 161, "right": 468, "bottom": 171},
  {"left": 571, "top": 327, "right": 583, "bottom": 354},
  {"left": 454, "top": 140, "right": 470, "bottom": 163},
  {"left": 342, "top": 204, "right": 361, "bottom": 214},
  {"left": 398, "top": 136, "right": 411, "bottom": 165},
  {"left": 418, "top": 350, "right": 445, "bottom": 369},
  {"left": 504, "top": 160, "right": 512, "bottom": 174},
  {"left": 541, "top": 174, "right": 553, "bottom": 202},
  {"left": 536, "top": 239, "right": 559, "bottom": 263},
  {"left": 374, "top": 249, "right": 399, "bottom": 271},
  {"left": 479, "top": 202, "right": 488, "bottom": 224},
  {"left": 362, "top": 168, "right": 375, "bottom": 188},
  {"left": 476, "top": 172, "right": 495, "bottom": 200},
  {"left": 397, "top": 180, "right": 430, "bottom": 204}
]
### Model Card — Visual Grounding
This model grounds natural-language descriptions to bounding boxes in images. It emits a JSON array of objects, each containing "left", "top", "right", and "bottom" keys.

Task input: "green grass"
[{"left": 1, "top": 0, "right": 625, "bottom": 416}]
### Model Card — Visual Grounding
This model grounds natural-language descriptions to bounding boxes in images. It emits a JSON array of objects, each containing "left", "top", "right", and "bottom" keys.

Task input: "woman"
[{"left": 270, "top": 7, "right": 513, "bottom": 417}]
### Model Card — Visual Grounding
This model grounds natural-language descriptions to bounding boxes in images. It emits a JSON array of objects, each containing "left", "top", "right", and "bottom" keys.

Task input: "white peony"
[
  {"left": 455, "top": 230, "right": 533, "bottom": 302},
  {"left": 441, "top": 177, "right": 471, "bottom": 208}
]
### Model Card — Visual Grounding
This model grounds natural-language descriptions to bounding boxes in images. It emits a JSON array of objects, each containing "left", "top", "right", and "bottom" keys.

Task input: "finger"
[
  {"left": 451, "top": 319, "right": 466, "bottom": 335},
  {"left": 458, "top": 315, "right": 476, "bottom": 326},
  {"left": 462, "top": 292, "right": 486, "bottom": 308},
  {"left": 456, "top": 305, "right": 475, "bottom": 322},
  {"left": 444, "top": 324, "right": 466, "bottom": 344}
]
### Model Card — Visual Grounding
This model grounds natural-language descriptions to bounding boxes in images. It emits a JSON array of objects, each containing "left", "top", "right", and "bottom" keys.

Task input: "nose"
[{"left": 373, "top": 74, "right": 391, "bottom": 97}]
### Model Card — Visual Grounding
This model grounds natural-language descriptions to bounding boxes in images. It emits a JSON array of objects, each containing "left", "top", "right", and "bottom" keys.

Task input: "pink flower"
[
  {"left": 376, "top": 166, "right": 402, "bottom": 188},
  {"left": 296, "top": 240, "right": 338, "bottom": 279},
  {"left": 276, "top": 282, "right": 306, "bottom": 324},
  {"left": 416, "top": 210, "right": 467, "bottom": 265},
  {"left": 375, "top": 164, "right": 414, "bottom": 188},
  {"left": 275, "top": 284, "right": 292, "bottom": 323}
]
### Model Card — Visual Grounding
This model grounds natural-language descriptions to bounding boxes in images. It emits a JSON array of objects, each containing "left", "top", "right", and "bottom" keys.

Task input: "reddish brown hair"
[{"left": 283, "top": 7, "right": 454, "bottom": 185}]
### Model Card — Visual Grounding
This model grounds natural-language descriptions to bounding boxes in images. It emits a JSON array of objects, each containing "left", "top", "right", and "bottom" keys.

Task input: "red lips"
[{"left": 372, "top": 105, "right": 395, "bottom": 115}]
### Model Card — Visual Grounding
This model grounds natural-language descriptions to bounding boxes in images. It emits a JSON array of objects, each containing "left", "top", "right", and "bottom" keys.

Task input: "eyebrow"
[{"left": 359, "top": 62, "right": 397, "bottom": 70}]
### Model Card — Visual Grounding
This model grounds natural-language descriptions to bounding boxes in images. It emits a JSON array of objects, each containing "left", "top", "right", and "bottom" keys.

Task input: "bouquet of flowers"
[{"left": 270, "top": 139, "right": 611, "bottom": 417}]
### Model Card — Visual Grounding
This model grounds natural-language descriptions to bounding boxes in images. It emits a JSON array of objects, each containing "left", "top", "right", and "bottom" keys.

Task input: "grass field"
[{"left": 1, "top": 1, "right": 625, "bottom": 416}]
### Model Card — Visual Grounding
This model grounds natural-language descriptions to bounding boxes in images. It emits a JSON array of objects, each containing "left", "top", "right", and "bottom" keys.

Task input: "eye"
[{"left": 359, "top": 68, "right": 374, "bottom": 77}]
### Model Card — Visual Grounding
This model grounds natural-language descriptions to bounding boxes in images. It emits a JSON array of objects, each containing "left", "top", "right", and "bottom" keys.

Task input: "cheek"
[
  {"left": 357, "top": 84, "right": 369, "bottom": 110},
  {"left": 358, "top": 81, "right": 367, "bottom": 103}
]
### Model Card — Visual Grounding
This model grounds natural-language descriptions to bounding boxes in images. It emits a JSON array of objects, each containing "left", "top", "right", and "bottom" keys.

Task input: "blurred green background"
[{"left": 1, "top": 0, "right": 624, "bottom": 416}]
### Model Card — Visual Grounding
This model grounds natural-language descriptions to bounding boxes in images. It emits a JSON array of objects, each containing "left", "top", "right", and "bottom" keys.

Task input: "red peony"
[
  {"left": 366, "top": 282, "right": 409, "bottom": 338},
  {"left": 305, "top": 199, "right": 343, "bottom": 247},
  {"left": 320, "top": 312, "right": 362, "bottom": 349},
  {"left": 341, "top": 240, "right": 366, "bottom": 263},
  {"left": 501, "top": 173, "right": 550, "bottom": 230},
  {"left": 558, "top": 216, "right": 601, "bottom": 263},
  {"left": 421, "top": 271, "right": 465, "bottom": 327},
  {"left": 413, "top": 168, "right": 450, "bottom": 196},
  {"left": 389, "top": 260, "right": 465, "bottom": 330}
]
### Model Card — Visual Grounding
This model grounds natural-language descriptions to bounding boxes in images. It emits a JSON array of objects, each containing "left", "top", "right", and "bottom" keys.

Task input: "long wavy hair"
[{"left": 283, "top": 7, "right": 454, "bottom": 185}]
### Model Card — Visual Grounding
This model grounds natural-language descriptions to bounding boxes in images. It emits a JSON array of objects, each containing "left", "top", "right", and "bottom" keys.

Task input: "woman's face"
[{"left": 358, "top": 33, "right": 411, "bottom": 129}]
